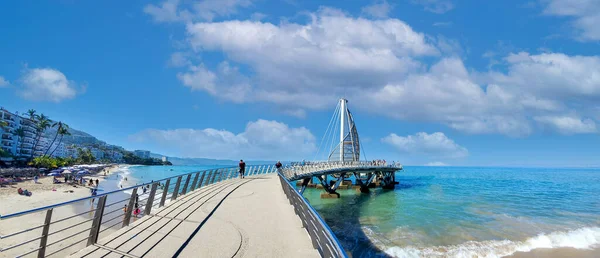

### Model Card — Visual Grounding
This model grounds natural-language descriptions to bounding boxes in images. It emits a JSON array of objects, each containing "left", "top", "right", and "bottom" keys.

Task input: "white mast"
[{"left": 339, "top": 98, "right": 346, "bottom": 162}]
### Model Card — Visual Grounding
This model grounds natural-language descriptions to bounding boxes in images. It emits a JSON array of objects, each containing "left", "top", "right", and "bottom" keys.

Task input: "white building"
[
  {"left": 0, "top": 108, "right": 39, "bottom": 158},
  {"left": 161, "top": 156, "right": 168, "bottom": 162},
  {"left": 134, "top": 150, "right": 150, "bottom": 159},
  {"left": 112, "top": 151, "right": 123, "bottom": 161},
  {"left": 89, "top": 147, "right": 105, "bottom": 160},
  {"left": 48, "top": 142, "right": 66, "bottom": 158}
]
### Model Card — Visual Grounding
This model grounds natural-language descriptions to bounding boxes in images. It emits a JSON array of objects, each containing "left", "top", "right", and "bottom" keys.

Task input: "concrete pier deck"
[{"left": 70, "top": 175, "right": 320, "bottom": 258}]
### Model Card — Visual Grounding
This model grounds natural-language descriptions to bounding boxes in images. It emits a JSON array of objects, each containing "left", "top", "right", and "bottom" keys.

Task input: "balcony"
[{"left": 2, "top": 136, "right": 13, "bottom": 140}]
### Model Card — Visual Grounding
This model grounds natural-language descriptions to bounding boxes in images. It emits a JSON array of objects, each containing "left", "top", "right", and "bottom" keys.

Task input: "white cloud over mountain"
[
  {"left": 383, "top": 132, "right": 468, "bottom": 158},
  {"left": 18, "top": 68, "right": 79, "bottom": 102},
  {"left": 129, "top": 119, "right": 316, "bottom": 160}
]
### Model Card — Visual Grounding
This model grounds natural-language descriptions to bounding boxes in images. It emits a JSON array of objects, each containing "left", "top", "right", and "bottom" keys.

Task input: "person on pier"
[{"left": 239, "top": 159, "right": 246, "bottom": 179}]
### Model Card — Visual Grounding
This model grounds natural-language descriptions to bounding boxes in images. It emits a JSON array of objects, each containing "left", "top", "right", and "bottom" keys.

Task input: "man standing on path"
[{"left": 239, "top": 159, "right": 246, "bottom": 179}]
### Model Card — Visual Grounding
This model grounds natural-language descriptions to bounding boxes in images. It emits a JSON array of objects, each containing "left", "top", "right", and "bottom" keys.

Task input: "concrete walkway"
[{"left": 70, "top": 174, "right": 320, "bottom": 258}]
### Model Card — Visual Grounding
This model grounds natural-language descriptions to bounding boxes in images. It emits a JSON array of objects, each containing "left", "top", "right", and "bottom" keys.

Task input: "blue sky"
[{"left": 1, "top": 0, "right": 600, "bottom": 167}]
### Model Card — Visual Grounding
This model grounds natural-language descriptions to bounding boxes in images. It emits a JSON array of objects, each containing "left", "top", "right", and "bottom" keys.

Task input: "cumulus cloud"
[
  {"left": 0, "top": 76, "right": 8, "bottom": 87},
  {"left": 541, "top": 0, "right": 600, "bottom": 41},
  {"left": 362, "top": 0, "right": 393, "bottom": 18},
  {"left": 144, "top": 0, "right": 254, "bottom": 23},
  {"left": 168, "top": 52, "right": 192, "bottom": 67},
  {"left": 166, "top": 7, "right": 600, "bottom": 136},
  {"left": 411, "top": 0, "right": 454, "bottom": 14},
  {"left": 382, "top": 132, "right": 468, "bottom": 158},
  {"left": 181, "top": 7, "right": 437, "bottom": 109},
  {"left": 534, "top": 115, "right": 597, "bottom": 134},
  {"left": 19, "top": 68, "right": 79, "bottom": 102},
  {"left": 129, "top": 119, "right": 316, "bottom": 160}
]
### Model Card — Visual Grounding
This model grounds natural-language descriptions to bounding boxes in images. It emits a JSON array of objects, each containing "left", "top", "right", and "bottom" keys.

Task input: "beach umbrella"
[
  {"left": 47, "top": 172, "right": 60, "bottom": 176},
  {"left": 62, "top": 170, "right": 72, "bottom": 174},
  {"left": 77, "top": 170, "right": 89, "bottom": 175}
]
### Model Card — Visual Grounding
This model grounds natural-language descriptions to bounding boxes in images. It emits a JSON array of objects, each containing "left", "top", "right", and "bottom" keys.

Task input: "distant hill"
[
  {"left": 43, "top": 127, "right": 108, "bottom": 146},
  {"left": 148, "top": 153, "right": 276, "bottom": 166}
]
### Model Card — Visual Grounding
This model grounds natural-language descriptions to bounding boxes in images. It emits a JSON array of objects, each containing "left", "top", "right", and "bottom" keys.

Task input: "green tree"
[
  {"left": 48, "top": 126, "right": 71, "bottom": 157},
  {"left": 31, "top": 114, "right": 50, "bottom": 158},
  {"left": 13, "top": 127, "right": 25, "bottom": 158}
]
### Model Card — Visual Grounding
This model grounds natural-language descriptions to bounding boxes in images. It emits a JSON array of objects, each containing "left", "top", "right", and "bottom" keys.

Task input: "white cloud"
[
  {"left": 541, "top": 0, "right": 600, "bottom": 41},
  {"left": 177, "top": 64, "right": 217, "bottom": 94},
  {"left": 250, "top": 12, "right": 267, "bottom": 21},
  {"left": 178, "top": 61, "right": 252, "bottom": 103},
  {"left": 182, "top": 8, "right": 437, "bottom": 108},
  {"left": 412, "top": 0, "right": 454, "bottom": 14},
  {"left": 534, "top": 115, "right": 597, "bottom": 134},
  {"left": 0, "top": 76, "right": 9, "bottom": 87},
  {"left": 144, "top": 0, "right": 254, "bottom": 23},
  {"left": 425, "top": 161, "right": 447, "bottom": 166},
  {"left": 168, "top": 52, "right": 192, "bottom": 67},
  {"left": 383, "top": 132, "right": 468, "bottom": 158},
  {"left": 362, "top": 0, "right": 393, "bottom": 18},
  {"left": 19, "top": 68, "right": 79, "bottom": 102},
  {"left": 129, "top": 119, "right": 316, "bottom": 160},
  {"left": 167, "top": 7, "right": 600, "bottom": 136}
]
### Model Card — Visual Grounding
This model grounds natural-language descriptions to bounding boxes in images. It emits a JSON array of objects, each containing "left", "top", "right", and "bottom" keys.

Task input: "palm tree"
[
  {"left": 49, "top": 125, "right": 71, "bottom": 157},
  {"left": 0, "top": 120, "right": 8, "bottom": 130},
  {"left": 44, "top": 121, "right": 66, "bottom": 156},
  {"left": 26, "top": 109, "right": 37, "bottom": 122},
  {"left": 31, "top": 114, "right": 50, "bottom": 158},
  {"left": 13, "top": 127, "right": 25, "bottom": 157}
]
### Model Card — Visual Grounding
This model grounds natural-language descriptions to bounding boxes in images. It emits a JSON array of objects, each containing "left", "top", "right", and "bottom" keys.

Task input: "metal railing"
[
  {"left": 0, "top": 164, "right": 276, "bottom": 257},
  {"left": 277, "top": 169, "right": 348, "bottom": 258},
  {"left": 0, "top": 162, "right": 356, "bottom": 257},
  {"left": 281, "top": 161, "right": 403, "bottom": 180}
]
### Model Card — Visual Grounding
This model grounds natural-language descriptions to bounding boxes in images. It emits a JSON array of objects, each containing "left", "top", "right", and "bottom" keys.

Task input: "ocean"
[
  {"left": 118, "top": 165, "right": 600, "bottom": 257},
  {"left": 303, "top": 166, "right": 600, "bottom": 257}
]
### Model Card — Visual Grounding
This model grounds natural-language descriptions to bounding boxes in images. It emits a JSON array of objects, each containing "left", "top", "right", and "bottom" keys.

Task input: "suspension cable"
[{"left": 313, "top": 101, "right": 340, "bottom": 161}]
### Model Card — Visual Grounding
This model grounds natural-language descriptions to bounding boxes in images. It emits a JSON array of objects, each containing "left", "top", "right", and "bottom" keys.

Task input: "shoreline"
[{"left": 0, "top": 164, "right": 125, "bottom": 258}]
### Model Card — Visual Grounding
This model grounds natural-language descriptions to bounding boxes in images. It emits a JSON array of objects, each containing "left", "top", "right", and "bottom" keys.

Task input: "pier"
[{"left": 0, "top": 99, "right": 402, "bottom": 257}]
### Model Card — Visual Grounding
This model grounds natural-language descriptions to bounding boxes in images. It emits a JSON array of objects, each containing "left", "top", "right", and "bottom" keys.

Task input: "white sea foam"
[{"left": 385, "top": 227, "right": 600, "bottom": 258}]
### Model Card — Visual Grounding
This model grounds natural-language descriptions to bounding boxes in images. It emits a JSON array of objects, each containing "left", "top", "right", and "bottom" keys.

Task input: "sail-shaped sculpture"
[{"left": 328, "top": 99, "right": 361, "bottom": 162}]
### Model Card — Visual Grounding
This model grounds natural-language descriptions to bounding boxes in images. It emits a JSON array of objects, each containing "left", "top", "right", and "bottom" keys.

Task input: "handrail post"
[
  {"left": 144, "top": 183, "right": 158, "bottom": 216},
  {"left": 159, "top": 179, "right": 170, "bottom": 208},
  {"left": 171, "top": 176, "right": 182, "bottom": 201},
  {"left": 219, "top": 169, "right": 226, "bottom": 181},
  {"left": 37, "top": 208, "right": 53, "bottom": 258},
  {"left": 210, "top": 169, "right": 218, "bottom": 183},
  {"left": 87, "top": 195, "right": 107, "bottom": 246},
  {"left": 123, "top": 188, "right": 138, "bottom": 227},
  {"left": 181, "top": 174, "right": 192, "bottom": 195},
  {"left": 191, "top": 172, "right": 200, "bottom": 191},
  {"left": 197, "top": 172, "right": 206, "bottom": 188},
  {"left": 205, "top": 170, "right": 213, "bottom": 185},
  {"left": 228, "top": 168, "right": 234, "bottom": 179}
]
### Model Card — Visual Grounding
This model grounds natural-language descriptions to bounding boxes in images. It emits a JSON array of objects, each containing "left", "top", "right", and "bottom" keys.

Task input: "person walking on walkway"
[{"left": 239, "top": 160, "right": 246, "bottom": 179}]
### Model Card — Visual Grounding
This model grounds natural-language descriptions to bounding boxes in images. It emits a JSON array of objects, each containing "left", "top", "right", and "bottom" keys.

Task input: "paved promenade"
[{"left": 70, "top": 174, "right": 320, "bottom": 258}]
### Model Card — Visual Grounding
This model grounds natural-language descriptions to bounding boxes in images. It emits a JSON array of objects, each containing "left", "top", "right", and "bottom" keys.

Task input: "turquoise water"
[
  {"left": 117, "top": 165, "right": 229, "bottom": 187},
  {"left": 303, "top": 166, "right": 600, "bottom": 257},
  {"left": 118, "top": 165, "right": 600, "bottom": 257}
]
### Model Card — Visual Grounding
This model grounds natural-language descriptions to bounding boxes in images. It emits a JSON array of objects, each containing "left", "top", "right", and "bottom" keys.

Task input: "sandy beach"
[
  {"left": 0, "top": 165, "right": 122, "bottom": 258},
  {"left": 0, "top": 165, "right": 120, "bottom": 216}
]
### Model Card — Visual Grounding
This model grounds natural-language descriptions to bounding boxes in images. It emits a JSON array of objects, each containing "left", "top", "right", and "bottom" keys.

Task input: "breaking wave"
[{"left": 385, "top": 227, "right": 600, "bottom": 258}]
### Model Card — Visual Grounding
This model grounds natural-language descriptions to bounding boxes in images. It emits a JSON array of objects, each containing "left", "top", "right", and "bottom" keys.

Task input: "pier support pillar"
[{"left": 353, "top": 172, "right": 373, "bottom": 193}]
